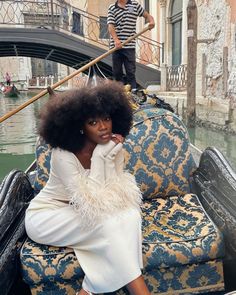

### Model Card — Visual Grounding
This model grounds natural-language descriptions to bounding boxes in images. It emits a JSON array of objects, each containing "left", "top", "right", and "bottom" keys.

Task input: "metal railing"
[
  {"left": 167, "top": 64, "right": 187, "bottom": 91},
  {"left": 0, "top": 0, "right": 163, "bottom": 68}
]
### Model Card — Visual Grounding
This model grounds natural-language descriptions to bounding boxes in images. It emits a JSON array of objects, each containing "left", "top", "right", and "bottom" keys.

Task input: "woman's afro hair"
[{"left": 39, "top": 80, "right": 133, "bottom": 152}]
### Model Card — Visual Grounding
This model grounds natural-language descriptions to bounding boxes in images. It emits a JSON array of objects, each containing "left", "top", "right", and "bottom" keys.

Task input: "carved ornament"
[{"left": 160, "top": 0, "right": 167, "bottom": 7}]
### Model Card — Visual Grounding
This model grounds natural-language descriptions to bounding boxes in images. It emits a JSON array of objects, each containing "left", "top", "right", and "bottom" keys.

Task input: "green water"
[
  {"left": 0, "top": 91, "right": 236, "bottom": 182},
  {"left": 188, "top": 126, "right": 236, "bottom": 170},
  {"left": 0, "top": 91, "right": 48, "bottom": 181}
]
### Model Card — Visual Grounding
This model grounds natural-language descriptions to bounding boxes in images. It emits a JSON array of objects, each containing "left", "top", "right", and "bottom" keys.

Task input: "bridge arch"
[{"left": 0, "top": 28, "right": 160, "bottom": 88}]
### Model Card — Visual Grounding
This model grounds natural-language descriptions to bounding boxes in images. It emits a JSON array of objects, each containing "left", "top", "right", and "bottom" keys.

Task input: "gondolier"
[
  {"left": 107, "top": 0, "right": 155, "bottom": 91},
  {"left": 5, "top": 72, "right": 11, "bottom": 86}
]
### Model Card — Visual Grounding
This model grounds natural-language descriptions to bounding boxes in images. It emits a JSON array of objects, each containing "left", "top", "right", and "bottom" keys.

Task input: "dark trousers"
[{"left": 112, "top": 48, "right": 136, "bottom": 89}]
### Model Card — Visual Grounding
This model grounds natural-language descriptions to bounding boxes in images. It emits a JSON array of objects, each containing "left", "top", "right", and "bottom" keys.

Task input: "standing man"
[
  {"left": 5, "top": 72, "right": 11, "bottom": 86},
  {"left": 107, "top": 0, "right": 155, "bottom": 91}
]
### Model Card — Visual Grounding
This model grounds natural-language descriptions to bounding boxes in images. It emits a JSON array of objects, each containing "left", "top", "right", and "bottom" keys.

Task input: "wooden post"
[
  {"left": 223, "top": 46, "right": 228, "bottom": 98},
  {"left": 50, "top": 0, "right": 55, "bottom": 29},
  {"left": 202, "top": 53, "right": 206, "bottom": 97},
  {"left": 187, "top": 0, "right": 197, "bottom": 127}
]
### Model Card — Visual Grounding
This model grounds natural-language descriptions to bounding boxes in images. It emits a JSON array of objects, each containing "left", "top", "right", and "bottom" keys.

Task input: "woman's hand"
[
  {"left": 111, "top": 134, "right": 124, "bottom": 144},
  {"left": 92, "top": 134, "right": 123, "bottom": 161},
  {"left": 91, "top": 136, "right": 125, "bottom": 182},
  {"left": 105, "top": 142, "right": 123, "bottom": 162},
  {"left": 92, "top": 141, "right": 116, "bottom": 159},
  {"left": 111, "top": 135, "right": 125, "bottom": 174}
]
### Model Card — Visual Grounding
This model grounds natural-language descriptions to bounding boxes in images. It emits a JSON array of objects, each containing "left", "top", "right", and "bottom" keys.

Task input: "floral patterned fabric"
[
  {"left": 22, "top": 107, "right": 225, "bottom": 294},
  {"left": 142, "top": 194, "right": 224, "bottom": 270},
  {"left": 21, "top": 193, "right": 224, "bottom": 294},
  {"left": 33, "top": 137, "right": 51, "bottom": 193},
  {"left": 124, "top": 108, "right": 196, "bottom": 199}
]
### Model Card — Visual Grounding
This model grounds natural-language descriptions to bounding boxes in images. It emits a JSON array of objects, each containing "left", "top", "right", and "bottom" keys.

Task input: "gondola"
[
  {"left": 3, "top": 85, "right": 20, "bottom": 98},
  {"left": 1, "top": 29, "right": 236, "bottom": 295},
  {"left": 1, "top": 80, "right": 236, "bottom": 294}
]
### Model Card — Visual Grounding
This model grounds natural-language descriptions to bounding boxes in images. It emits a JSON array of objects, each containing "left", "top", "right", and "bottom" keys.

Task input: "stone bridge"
[{"left": 0, "top": 27, "right": 160, "bottom": 88}]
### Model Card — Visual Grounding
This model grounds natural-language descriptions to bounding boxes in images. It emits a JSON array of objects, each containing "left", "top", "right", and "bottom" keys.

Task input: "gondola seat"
[{"left": 20, "top": 107, "right": 225, "bottom": 294}]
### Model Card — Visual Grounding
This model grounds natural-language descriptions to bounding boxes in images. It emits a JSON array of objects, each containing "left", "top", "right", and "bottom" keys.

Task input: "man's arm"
[
  {"left": 108, "top": 24, "right": 122, "bottom": 48},
  {"left": 143, "top": 11, "right": 155, "bottom": 30}
]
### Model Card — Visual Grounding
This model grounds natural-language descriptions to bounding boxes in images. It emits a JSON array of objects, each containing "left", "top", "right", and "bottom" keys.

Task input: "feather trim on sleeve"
[{"left": 68, "top": 172, "right": 142, "bottom": 228}]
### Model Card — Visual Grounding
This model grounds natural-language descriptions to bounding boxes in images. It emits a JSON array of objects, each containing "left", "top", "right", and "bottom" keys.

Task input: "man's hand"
[
  {"left": 114, "top": 38, "right": 122, "bottom": 49},
  {"left": 148, "top": 22, "right": 155, "bottom": 30},
  {"left": 143, "top": 11, "right": 155, "bottom": 31}
]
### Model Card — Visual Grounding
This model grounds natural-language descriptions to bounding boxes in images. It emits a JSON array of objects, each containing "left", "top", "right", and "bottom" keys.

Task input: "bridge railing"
[{"left": 0, "top": 0, "right": 163, "bottom": 68}]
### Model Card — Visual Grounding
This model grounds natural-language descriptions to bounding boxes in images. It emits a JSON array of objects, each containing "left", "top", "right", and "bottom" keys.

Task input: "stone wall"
[
  {"left": 0, "top": 57, "right": 31, "bottom": 82},
  {"left": 197, "top": 0, "right": 228, "bottom": 97},
  {"left": 194, "top": 0, "right": 236, "bottom": 132}
]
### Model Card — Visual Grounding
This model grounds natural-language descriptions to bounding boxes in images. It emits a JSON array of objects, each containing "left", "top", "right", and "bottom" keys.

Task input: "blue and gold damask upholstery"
[
  {"left": 21, "top": 107, "right": 225, "bottom": 294},
  {"left": 124, "top": 108, "right": 196, "bottom": 199},
  {"left": 33, "top": 137, "right": 51, "bottom": 193}
]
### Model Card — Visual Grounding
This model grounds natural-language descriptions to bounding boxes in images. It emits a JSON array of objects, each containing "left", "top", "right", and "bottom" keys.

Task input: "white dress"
[{"left": 25, "top": 147, "right": 143, "bottom": 294}]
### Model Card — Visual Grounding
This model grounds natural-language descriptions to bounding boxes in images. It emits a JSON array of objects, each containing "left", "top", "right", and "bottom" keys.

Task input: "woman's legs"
[
  {"left": 126, "top": 275, "right": 151, "bottom": 295},
  {"left": 76, "top": 289, "right": 92, "bottom": 295},
  {"left": 77, "top": 275, "right": 150, "bottom": 295}
]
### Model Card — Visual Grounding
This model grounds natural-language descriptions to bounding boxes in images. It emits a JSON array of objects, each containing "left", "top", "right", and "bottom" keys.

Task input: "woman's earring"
[{"left": 80, "top": 130, "right": 84, "bottom": 134}]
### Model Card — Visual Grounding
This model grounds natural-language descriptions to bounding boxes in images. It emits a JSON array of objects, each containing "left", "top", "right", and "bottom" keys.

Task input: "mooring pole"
[
  {"left": 50, "top": 0, "right": 55, "bottom": 29},
  {"left": 187, "top": 0, "right": 197, "bottom": 127}
]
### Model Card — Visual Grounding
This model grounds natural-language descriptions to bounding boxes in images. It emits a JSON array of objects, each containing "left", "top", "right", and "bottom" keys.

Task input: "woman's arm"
[{"left": 51, "top": 146, "right": 142, "bottom": 228}]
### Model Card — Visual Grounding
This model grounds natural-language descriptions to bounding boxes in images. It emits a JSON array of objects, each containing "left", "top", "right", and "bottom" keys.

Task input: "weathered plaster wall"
[
  {"left": 125, "top": 0, "right": 236, "bottom": 131},
  {"left": 192, "top": 0, "right": 236, "bottom": 131},
  {"left": 87, "top": 0, "right": 113, "bottom": 17},
  {"left": 227, "top": 0, "right": 236, "bottom": 22},
  {"left": 226, "top": 1, "right": 236, "bottom": 101},
  {"left": 0, "top": 57, "right": 32, "bottom": 82},
  {"left": 197, "top": 0, "right": 228, "bottom": 98}
]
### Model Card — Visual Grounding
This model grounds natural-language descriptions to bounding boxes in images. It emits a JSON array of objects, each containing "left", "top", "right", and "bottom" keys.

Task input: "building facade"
[
  {"left": 142, "top": 0, "right": 236, "bottom": 132},
  {"left": 1, "top": 0, "right": 236, "bottom": 131}
]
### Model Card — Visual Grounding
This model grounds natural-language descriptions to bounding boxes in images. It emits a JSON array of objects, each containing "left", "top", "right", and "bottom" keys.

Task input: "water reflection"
[
  {"left": 0, "top": 91, "right": 48, "bottom": 180},
  {"left": 0, "top": 91, "right": 236, "bottom": 182},
  {"left": 188, "top": 127, "right": 236, "bottom": 170}
]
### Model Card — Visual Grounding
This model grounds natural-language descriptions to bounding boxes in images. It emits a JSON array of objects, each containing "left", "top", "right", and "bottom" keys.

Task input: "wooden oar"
[{"left": 0, "top": 25, "right": 150, "bottom": 123}]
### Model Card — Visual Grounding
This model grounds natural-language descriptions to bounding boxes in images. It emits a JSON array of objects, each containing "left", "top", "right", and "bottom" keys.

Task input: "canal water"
[
  {"left": 0, "top": 91, "right": 236, "bottom": 182},
  {"left": 0, "top": 91, "right": 48, "bottom": 182}
]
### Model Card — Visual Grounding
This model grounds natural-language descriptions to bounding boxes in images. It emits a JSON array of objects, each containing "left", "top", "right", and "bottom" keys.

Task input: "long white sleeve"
[
  {"left": 88, "top": 141, "right": 116, "bottom": 184},
  {"left": 115, "top": 148, "right": 125, "bottom": 175},
  {"left": 50, "top": 148, "right": 142, "bottom": 228},
  {"left": 104, "top": 142, "right": 123, "bottom": 181}
]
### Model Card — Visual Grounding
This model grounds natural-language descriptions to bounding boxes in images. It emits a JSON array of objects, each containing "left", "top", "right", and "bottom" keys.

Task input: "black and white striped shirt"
[{"left": 107, "top": 0, "right": 144, "bottom": 49}]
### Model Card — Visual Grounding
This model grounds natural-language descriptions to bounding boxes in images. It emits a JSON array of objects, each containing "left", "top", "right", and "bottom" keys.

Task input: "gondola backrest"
[
  {"left": 33, "top": 137, "right": 51, "bottom": 193},
  {"left": 124, "top": 107, "right": 196, "bottom": 199}
]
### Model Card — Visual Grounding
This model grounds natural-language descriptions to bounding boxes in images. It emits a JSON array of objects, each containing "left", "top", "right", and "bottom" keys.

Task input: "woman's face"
[{"left": 83, "top": 115, "right": 113, "bottom": 145}]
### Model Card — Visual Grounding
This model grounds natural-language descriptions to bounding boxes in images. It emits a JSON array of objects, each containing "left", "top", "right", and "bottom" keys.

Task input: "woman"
[{"left": 25, "top": 81, "right": 151, "bottom": 295}]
